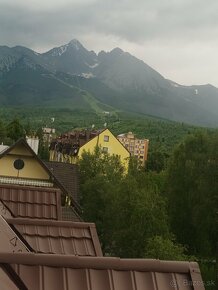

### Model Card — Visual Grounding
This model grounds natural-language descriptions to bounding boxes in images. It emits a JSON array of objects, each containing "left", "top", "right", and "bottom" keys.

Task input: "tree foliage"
[
  {"left": 144, "top": 236, "right": 191, "bottom": 261},
  {"left": 166, "top": 131, "right": 218, "bottom": 258},
  {"left": 79, "top": 147, "right": 185, "bottom": 259},
  {"left": 6, "top": 119, "right": 25, "bottom": 142}
]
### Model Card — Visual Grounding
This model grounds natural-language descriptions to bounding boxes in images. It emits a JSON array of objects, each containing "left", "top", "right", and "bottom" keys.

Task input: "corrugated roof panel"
[
  {"left": 44, "top": 267, "right": 66, "bottom": 290},
  {"left": 0, "top": 267, "right": 19, "bottom": 290},
  {"left": 0, "top": 200, "right": 13, "bottom": 218},
  {"left": 0, "top": 185, "right": 61, "bottom": 220},
  {"left": 133, "top": 271, "right": 155, "bottom": 290},
  {"left": 155, "top": 272, "right": 176, "bottom": 289},
  {"left": 7, "top": 219, "right": 103, "bottom": 257},
  {"left": 0, "top": 254, "right": 205, "bottom": 290},
  {"left": 89, "top": 269, "right": 111, "bottom": 290},
  {"left": 112, "top": 270, "right": 134, "bottom": 290},
  {"left": 175, "top": 273, "right": 193, "bottom": 290},
  {"left": 0, "top": 216, "right": 30, "bottom": 253},
  {"left": 12, "top": 264, "right": 41, "bottom": 290},
  {"left": 65, "top": 268, "right": 89, "bottom": 290}
]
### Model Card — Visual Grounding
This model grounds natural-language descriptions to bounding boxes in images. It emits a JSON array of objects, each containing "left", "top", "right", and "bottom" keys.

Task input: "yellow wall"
[
  {"left": 0, "top": 147, "right": 50, "bottom": 180},
  {"left": 10, "top": 144, "right": 33, "bottom": 156},
  {"left": 78, "top": 129, "right": 130, "bottom": 168}
]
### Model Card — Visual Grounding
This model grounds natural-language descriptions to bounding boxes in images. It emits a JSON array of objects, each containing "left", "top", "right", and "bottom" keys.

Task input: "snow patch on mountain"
[
  {"left": 51, "top": 46, "right": 68, "bottom": 57},
  {"left": 81, "top": 72, "right": 95, "bottom": 78},
  {"left": 0, "top": 55, "right": 17, "bottom": 71},
  {"left": 89, "top": 63, "right": 99, "bottom": 68}
]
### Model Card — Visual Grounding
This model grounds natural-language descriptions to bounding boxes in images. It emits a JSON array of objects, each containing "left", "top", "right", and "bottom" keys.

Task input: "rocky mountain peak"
[{"left": 68, "top": 39, "right": 83, "bottom": 50}]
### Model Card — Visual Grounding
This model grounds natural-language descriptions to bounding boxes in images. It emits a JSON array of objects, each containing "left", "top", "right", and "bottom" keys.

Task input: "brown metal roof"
[
  {"left": 0, "top": 265, "right": 27, "bottom": 290},
  {"left": 0, "top": 253, "right": 205, "bottom": 290},
  {"left": 7, "top": 218, "right": 103, "bottom": 257},
  {"left": 44, "top": 161, "right": 80, "bottom": 203},
  {"left": 61, "top": 205, "right": 82, "bottom": 222},
  {"left": 0, "top": 200, "right": 13, "bottom": 219},
  {"left": 0, "top": 215, "right": 30, "bottom": 253},
  {"left": 0, "top": 184, "right": 61, "bottom": 220}
]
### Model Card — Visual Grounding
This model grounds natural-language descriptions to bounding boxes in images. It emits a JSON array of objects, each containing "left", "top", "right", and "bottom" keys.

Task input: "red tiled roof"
[
  {"left": 0, "top": 253, "right": 205, "bottom": 290},
  {"left": 0, "top": 184, "right": 61, "bottom": 220},
  {"left": 7, "top": 218, "right": 103, "bottom": 257}
]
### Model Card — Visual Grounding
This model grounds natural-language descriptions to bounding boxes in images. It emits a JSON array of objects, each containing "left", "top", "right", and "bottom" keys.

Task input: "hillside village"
[
  {"left": 47, "top": 128, "right": 148, "bottom": 167},
  {"left": 0, "top": 118, "right": 216, "bottom": 289},
  {"left": 1, "top": 0, "right": 218, "bottom": 286},
  {"left": 0, "top": 133, "right": 206, "bottom": 290}
]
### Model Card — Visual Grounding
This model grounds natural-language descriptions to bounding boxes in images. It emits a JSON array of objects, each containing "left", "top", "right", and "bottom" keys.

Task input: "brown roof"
[
  {"left": 44, "top": 161, "right": 80, "bottom": 203},
  {"left": 0, "top": 215, "right": 30, "bottom": 253},
  {"left": 0, "top": 264, "right": 28, "bottom": 290},
  {"left": 7, "top": 218, "right": 103, "bottom": 256},
  {"left": 0, "top": 184, "right": 61, "bottom": 220},
  {"left": 61, "top": 129, "right": 102, "bottom": 147},
  {"left": 0, "top": 200, "right": 13, "bottom": 219},
  {"left": 0, "top": 253, "right": 205, "bottom": 290},
  {"left": 61, "top": 205, "right": 82, "bottom": 222}
]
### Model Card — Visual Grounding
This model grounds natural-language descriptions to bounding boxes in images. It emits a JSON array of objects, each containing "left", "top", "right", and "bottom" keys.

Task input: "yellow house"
[
  {"left": 0, "top": 138, "right": 82, "bottom": 219},
  {"left": 77, "top": 128, "right": 130, "bottom": 168},
  {"left": 49, "top": 128, "right": 130, "bottom": 169},
  {"left": 0, "top": 138, "right": 51, "bottom": 186}
]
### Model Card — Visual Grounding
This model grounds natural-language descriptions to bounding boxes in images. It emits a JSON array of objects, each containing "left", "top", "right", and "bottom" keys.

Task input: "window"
[
  {"left": 14, "top": 159, "right": 25, "bottom": 170},
  {"left": 102, "top": 147, "right": 108, "bottom": 153},
  {"left": 104, "top": 135, "right": 109, "bottom": 142}
]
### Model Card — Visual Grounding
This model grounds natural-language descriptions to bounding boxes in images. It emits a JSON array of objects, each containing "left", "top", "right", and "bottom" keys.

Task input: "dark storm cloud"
[
  {"left": 0, "top": 0, "right": 218, "bottom": 85},
  {"left": 1, "top": 0, "right": 218, "bottom": 49}
]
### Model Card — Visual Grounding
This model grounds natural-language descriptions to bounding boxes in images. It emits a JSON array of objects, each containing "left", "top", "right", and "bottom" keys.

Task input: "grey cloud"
[
  {"left": 0, "top": 0, "right": 218, "bottom": 86},
  {"left": 1, "top": 0, "right": 218, "bottom": 50}
]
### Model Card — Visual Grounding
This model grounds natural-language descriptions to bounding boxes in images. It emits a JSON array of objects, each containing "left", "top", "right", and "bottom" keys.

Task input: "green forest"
[
  {"left": 79, "top": 135, "right": 217, "bottom": 290},
  {"left": 0, "top": 108, "right": 217, "bottom": 289}
]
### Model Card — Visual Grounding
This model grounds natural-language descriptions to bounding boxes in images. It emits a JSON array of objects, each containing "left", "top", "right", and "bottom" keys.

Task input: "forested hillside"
[{"left": 0, "top": 107, "right": 203, "bottom": 151}]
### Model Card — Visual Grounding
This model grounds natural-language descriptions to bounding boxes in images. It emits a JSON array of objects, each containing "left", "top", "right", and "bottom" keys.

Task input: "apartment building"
[{"left": 117, "top": 131, "right": 149, "bottom": 165}]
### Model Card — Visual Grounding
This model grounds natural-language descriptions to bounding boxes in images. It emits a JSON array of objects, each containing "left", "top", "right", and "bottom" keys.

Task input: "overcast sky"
[{"left": 0, "top": 0, "right": 218, "bottom": 86}]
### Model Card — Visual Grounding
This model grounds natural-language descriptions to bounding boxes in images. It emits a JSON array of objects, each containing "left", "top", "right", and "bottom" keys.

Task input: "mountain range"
[{"left": 0, "top": 39, "right": 218, "bottom": 127}]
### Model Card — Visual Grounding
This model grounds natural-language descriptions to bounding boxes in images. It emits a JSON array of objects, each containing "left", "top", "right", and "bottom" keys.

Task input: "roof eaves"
[{"left": 0, "top": 252, "right": 200, "bottom": 272}]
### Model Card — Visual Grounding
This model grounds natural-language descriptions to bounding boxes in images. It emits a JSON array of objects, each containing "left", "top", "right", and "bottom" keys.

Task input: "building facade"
[
  {"left": 117, "top": 132, "right": 149, "bottom": 166},
  {"left": 0, "top": 138, "right": 81, "bottom": 221},
  {"left": 49, "top": 128, "right": 130, "bottom": 169}
]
